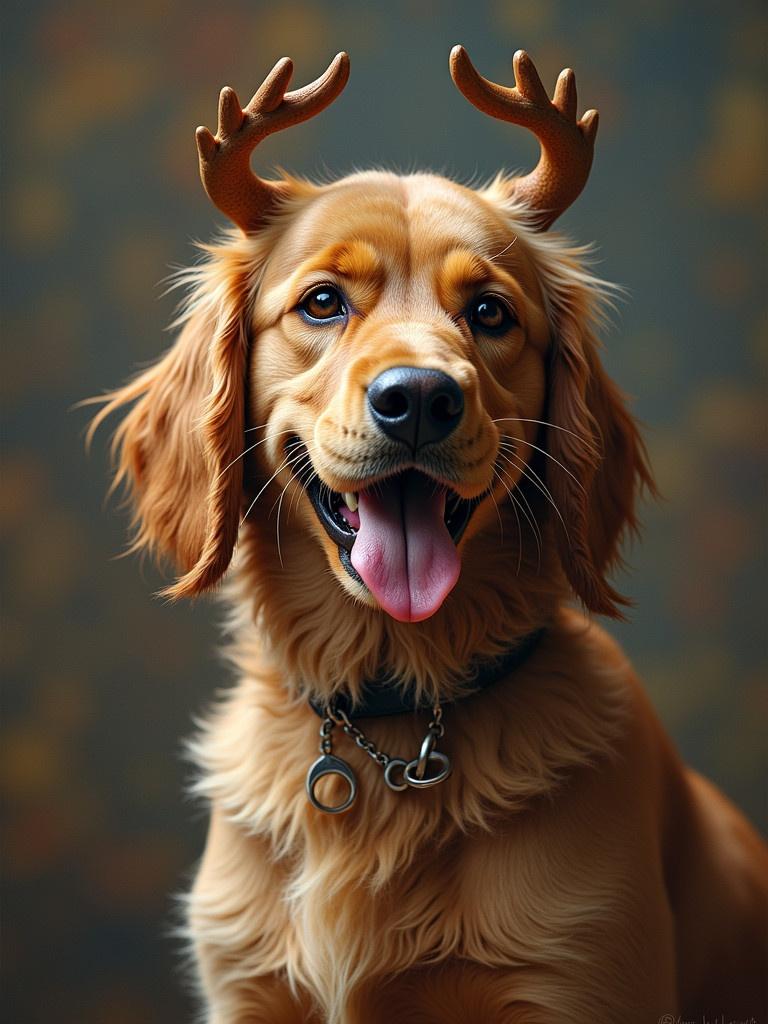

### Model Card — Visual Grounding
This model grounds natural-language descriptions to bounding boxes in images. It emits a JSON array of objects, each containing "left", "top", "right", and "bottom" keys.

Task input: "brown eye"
[
  {"left": 467, "top": 294, "right": 516, "bottom": 335},
  {"left": 299, "top": 285, "right": 346, "bottom": 322}
]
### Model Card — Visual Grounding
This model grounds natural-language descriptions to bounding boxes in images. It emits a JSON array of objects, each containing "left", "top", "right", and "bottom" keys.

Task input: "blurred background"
[{"left": 1, "top": 0, "right": 766, "bottom": 1020}]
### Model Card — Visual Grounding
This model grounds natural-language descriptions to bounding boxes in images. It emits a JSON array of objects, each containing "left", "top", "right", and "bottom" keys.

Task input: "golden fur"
[{"left": 91, "top": 171, "right": 768, "bottom": 1022}]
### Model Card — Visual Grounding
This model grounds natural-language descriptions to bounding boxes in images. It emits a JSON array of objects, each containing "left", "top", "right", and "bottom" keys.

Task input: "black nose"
[{"left": 367, "top": 367, "right": 464, "bottom": 449}]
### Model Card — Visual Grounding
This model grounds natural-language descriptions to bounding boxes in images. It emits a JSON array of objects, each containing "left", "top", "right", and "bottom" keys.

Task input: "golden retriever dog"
[{"left": 90, "top": 49, "right": 767, "bottom": 1023}]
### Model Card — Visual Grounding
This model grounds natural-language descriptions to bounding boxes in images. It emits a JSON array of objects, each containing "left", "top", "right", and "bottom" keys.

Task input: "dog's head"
[{"left": 92, "top": 48, "right": 652, "bottom": 627}]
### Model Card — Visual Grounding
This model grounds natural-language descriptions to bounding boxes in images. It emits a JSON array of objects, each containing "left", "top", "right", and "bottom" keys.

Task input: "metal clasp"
[
  {"left": 306, "top": 753, "right": 357, "bottom": 813},
  {"left": 404, "top": 725, "right": 452, "bottom": 787}
]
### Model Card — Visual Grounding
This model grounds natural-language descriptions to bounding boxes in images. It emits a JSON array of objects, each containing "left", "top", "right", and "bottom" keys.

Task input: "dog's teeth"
[{"left": 344, "top": 492, "right": 358, "bottom": 512}]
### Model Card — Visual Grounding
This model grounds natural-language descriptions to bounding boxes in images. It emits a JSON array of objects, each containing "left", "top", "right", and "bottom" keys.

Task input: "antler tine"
[
  {"left": 196, "top": 52, "right": 350, "bottom": 234},
  {"left": 449, "top": 45, "right": 599, "bottom": 230}
]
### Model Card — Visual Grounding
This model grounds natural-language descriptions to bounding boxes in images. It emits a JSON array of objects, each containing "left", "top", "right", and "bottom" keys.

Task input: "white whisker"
[
  {"left": 492, "top": 417, "right": 598, "bottom": 453},
  {"left": 274, "top": 472, "right": 299, "bottom": 569},
  {"left": 500, "top": 462, "right": 542, "bottom": 556},
  {"left": 489, "top": 488, "right": 504, "bottom": 546},
  {"left": 269, "top": 453, "right": 314, "bottom": 568},
  {"left": 289, "top": 462, "right": 316, "bottom": 521},
  {"left": 500, "top": 436, "right": 587, "bottom": 494},
  {"left": 217, "top": 428, "right": 296, "bottom": 479},
  {"left": 499, "top": 450, "right": 571, "bottom": 544},
  {"left": 493, "top": 466, "right": 522, "bottom": 574},
  {"left": 240, "top": 446, "right": 312, "bottom": 528},
  {"left": 488, "top": 236, "right": 517, "bottom": 261}
]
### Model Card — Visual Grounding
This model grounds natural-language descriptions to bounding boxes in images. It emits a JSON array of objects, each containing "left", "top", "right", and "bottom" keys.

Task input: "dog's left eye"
[
  {"left": 299, "top": 285, "right": 346, "bottom": 322},
  {"left": 467, "top": 294, "right": 517, "bottom": 335}
]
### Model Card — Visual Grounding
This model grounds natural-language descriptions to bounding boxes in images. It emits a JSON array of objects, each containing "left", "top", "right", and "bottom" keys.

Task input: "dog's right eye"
[{"left": 298, "top": 285, "right": 346, "bottom": 323}]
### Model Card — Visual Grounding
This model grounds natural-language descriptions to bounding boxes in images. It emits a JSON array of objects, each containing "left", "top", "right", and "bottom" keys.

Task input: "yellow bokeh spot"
[
  {"left": 29, "top": 53, "right": 158, "bottom": 149},
  {"left": 697, "top": 83, "right": 768, "bottom": 205},
  {"left": 492, "top": 0, "right": 555, "bottom": 36},
  {"left": 8, "top": 179, "right": 72, "bottom": 250},
  {"left": 0, "top": 728, "right": 61, "bottom": 799}
]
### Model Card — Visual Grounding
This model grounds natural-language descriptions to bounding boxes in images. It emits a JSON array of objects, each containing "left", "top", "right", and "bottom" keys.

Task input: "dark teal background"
[{"left": 2, "top": 1, "right": 766, "bottom": 1020}]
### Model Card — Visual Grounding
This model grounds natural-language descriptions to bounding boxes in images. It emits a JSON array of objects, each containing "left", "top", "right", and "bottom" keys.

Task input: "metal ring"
[
  {"left": 383, "top": 757, "right": 408, "bottom": 792},
  {"left": 414, "top": 730, "right": 437, "bottom": 780},
  {"left": 306, "top": 754, "right": 357, "bottom": 813},
  {"left": 404, "top": 751, "right": 452, "bottom": 788}
]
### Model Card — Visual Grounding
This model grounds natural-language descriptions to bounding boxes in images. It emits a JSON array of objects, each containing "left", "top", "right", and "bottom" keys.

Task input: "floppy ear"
[
  {"left": 88, "top": 246, "right": 251, "bottom": 599},
  {"left": 544, "top": 285, "right": 655, "bottom": 619}
]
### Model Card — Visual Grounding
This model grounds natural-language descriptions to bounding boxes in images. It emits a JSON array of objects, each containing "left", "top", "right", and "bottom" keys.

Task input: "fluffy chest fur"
[{"left": 185, "top": 599, "right": 664, "bottom": 1022}]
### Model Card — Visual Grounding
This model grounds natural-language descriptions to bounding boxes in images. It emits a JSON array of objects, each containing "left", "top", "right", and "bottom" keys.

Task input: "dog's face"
[
  {"left": 250, "top": 172, "right": 550, "bottom": 621},
  {"left": 93, "top": 50, "right": 653, "bottom": 628}
]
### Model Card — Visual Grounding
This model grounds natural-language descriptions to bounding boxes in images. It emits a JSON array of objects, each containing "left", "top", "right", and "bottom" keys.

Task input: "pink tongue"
[{"left": 351, "top": 473, "right": 461, "bottom": 622}]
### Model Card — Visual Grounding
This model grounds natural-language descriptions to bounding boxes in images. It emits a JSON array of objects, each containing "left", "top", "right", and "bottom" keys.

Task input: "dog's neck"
[
  {"left": 227, "top": 506, "right": 568, "bottom": 706},
  {"left": 307, "top": 627, "right": 547, "bottom": 719}
]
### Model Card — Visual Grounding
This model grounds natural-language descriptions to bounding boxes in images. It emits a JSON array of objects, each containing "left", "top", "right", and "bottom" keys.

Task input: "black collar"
[{"left": 309, "top": 628, "right": 546, "bottom": 719}]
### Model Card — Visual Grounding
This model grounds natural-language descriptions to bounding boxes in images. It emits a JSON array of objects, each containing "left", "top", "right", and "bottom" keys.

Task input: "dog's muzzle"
[{"left": 289, "top": 435, "right": 483, "bottom": 623}]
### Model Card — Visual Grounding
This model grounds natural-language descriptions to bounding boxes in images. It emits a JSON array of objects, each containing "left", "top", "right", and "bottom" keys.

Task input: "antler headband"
[
  {"left": 196, "top": 48, "right": 598, "bottom": 235},
  {"left": 195, "top": 52, "right": 350, "bottom": 234},
  {"left": 449, "top": 47, "right": 599, "bottom": 229}
]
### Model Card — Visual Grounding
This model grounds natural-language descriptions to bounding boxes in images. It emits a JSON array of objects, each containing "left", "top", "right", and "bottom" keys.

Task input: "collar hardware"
[
  {"left": 304, "top": 628, "right": 546, "bottom": 814},
  {"left": 306, "top": 701, "right": 451, "bottom": 814}
]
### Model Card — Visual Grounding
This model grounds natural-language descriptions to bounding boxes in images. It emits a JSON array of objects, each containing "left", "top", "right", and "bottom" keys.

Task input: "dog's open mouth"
[{"left": 289, "top": 439, "right": 481, "bottom": 622}]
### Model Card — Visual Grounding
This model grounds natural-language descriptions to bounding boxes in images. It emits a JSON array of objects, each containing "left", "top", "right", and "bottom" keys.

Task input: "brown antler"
[
  {"left": 196, "top": 52, "right": 350, "bottom": 233},
  {"left": 449, "top": 46, "right": 598, "bottom": 230}
]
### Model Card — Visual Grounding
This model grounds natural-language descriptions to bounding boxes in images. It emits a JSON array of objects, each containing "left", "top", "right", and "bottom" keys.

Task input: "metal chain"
[
  {"left": 311, "top": 699, "right": 452, "bottom": 805},
  {"left": 428, "top": 703, "right": 444, "bottom": 738},
  {"left": 321, "top": 698, "right": 452, "bottom": 794},
  {"left": 319, "top": 715, "right": 334, "bottom": 755},
  {"left": 328, "top": 703, "right": 391, "bottom": 768}
]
